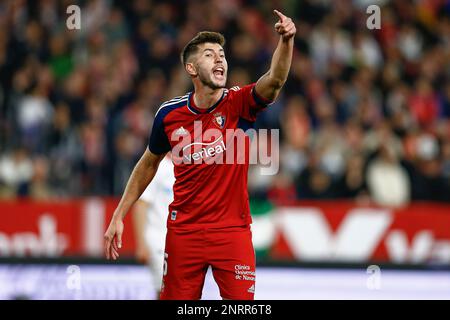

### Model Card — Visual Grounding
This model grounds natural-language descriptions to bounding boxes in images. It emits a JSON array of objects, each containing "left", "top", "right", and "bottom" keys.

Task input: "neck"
[{"left": 192, "top": 83, "right": 224, "bottom": 109}]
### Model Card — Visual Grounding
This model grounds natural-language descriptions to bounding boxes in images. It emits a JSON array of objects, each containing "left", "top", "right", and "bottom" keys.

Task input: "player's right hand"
[
  {"left": 273, "top": 10, "right": 296, "bottom": 41},
  {"left": 104, "top": 216, "right": 124, "bottom": 260}
]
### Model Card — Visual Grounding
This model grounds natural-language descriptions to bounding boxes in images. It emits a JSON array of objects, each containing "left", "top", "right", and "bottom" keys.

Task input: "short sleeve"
[
  {"left": 229, "top": 83, "right": 273, "bottom": 122},
  {"left": 148, "top": 110, "right": 171, "bottom": 155}
]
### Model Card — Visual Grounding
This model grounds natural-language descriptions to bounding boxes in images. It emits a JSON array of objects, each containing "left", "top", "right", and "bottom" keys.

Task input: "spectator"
[
  {"left": 335, "top": 153, "right": 368, "bottom": 199},
  {"left": 0, "top": 0, "right": 448, "bottom": 205},
  {"left": 367, "top": 145, "right": 411, "bottom": 207},
  {"left": 29, "top": 156, "right": 53, "bottom": 200},
  {"left": 295, "top": 153, "right": 336, "bottom": 199},
  {"left": 0, "top": 147, "right": 34, "bottom": 197},
  {"left": 409, "top": 79, "right": 440, "bottom": 128}
]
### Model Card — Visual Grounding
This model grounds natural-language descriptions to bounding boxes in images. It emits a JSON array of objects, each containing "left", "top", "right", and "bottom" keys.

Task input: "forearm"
[
  {"left": 113, "top": 150, "right": 163, "bottom": 220},
  {"left": 255, "top": 10, "right": 296, "bottom": 101},
  {"left": 267, "top": 37, "right": 294, "bottom": 88}
]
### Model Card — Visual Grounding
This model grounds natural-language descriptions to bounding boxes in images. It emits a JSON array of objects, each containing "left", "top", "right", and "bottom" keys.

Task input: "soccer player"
[
  {"left": 104, "top": 9, "right": 295, "bottom": 300},
  {"left": 132, "top": 153, "right": 174, "bottom": 299}
]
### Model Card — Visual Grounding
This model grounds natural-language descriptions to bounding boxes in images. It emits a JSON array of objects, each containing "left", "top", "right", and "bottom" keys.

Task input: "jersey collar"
[{"left": 187, "top": 89, "right": 225, "bottom": 114}]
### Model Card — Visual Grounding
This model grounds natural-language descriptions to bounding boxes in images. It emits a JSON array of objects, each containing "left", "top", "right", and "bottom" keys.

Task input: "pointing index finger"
[{"left": 273, "top": 9, "right": 286, "bottom": 22}]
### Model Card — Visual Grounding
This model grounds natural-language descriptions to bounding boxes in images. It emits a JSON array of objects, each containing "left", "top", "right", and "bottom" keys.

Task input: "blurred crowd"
[{"left": 0, "top": 0, "right": 449, "bottom": 206}]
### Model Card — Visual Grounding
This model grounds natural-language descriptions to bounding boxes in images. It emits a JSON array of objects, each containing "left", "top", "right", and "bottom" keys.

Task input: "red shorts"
[{"left": 159, "top": 225, "right": 256, "bottom": 300}]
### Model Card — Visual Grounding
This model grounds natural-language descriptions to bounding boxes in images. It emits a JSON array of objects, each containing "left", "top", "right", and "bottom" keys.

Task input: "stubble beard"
[{"left": 198, "top": 69, "right": 226, "bottom": 90}]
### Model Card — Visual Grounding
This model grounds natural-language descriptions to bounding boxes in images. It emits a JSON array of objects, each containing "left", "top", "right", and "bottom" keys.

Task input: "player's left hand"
[{"left": 273, "top": 10, "right": 296, "bottom": 41}]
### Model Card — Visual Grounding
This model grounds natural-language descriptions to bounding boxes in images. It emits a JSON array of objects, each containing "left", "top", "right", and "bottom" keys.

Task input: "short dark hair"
[{"left": 181, "top": 31, "right": 225, "bottom": 65}]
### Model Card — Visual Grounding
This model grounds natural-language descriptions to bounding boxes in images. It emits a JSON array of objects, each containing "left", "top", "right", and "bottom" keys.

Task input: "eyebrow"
[{"left": 203, "top": 48, "right": 225, "bottom": 53}]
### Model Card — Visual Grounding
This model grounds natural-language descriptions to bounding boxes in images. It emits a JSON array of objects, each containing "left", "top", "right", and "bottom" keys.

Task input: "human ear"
[{"left": 185, "top": 63, "right": 197, "bottom": 77}]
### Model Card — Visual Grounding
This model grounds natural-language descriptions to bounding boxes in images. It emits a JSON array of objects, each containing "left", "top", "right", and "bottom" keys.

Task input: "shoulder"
[
  {"left": 225, "top": 86, "right": 241, "bottom": 95},
  {"left": 225, "top": 84, "right": 256, "bottom": 96},
  {"left": 223, "top": 86, "right": 241, "bottom": 102},
  {"left": 224, "top": 84, "right": 257, "bottom": 103},
  {"left": 154, "top": 94, "right": 190, "bottom": 120}
]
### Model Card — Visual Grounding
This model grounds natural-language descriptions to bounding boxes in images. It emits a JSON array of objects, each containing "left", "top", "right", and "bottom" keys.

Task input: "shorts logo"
[
  {"left": 234, "top": 264, "right": 255, "bottom": 281},
  {"left": 248, "top": 284, "right": 255, "bottom": 293},
  {"left": 171, "top": 210, "right": 177, "bottom": 221},
  {"left": 213, "top": 112, "right": 226, "bottom": 129}
]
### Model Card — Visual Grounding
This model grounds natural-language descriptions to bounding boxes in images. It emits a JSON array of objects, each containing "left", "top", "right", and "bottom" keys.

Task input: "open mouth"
[{"left": 213, "top": 67, "right": 225, "bottom": 79}]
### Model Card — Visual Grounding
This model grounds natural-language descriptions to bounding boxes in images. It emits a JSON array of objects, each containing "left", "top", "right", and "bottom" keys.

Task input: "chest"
[
  {"left": 165, "top": 104, "right": 238, "bottom": 144},
  {"left": 166, "top": 102, "right": 252, "bottom": 164}
]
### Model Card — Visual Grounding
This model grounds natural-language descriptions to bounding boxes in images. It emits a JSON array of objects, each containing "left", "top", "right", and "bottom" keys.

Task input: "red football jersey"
[{"left": 148, "top": 83, "right": 271, "bottom": 229}]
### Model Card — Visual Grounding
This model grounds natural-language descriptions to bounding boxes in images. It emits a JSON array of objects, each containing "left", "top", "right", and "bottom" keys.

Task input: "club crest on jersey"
[{"left": 213, "top": 112, "right": 226, "bottom": 129}]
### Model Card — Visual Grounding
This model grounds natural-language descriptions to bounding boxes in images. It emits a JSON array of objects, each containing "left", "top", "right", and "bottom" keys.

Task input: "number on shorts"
[{"left": 163, "top": 252, "right": 168, "bottom": 276}]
